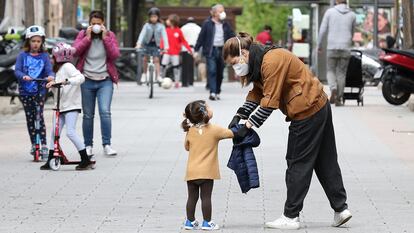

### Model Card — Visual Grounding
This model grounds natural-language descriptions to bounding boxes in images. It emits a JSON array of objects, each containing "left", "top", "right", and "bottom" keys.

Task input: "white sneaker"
[
  {"left": 157, "top": 76, "right": 163, "bottom": 83},
  {"left": 104, "top": 145, "right": 117, "bottom": 156},
  {"left": 332, "top": 209, "right": 352, "bottom": 227},
  {"left": 86, "top": 146, "right": 94, "bottom": 156},
  {"left": 265, "top": 215, "right": 300, "bottom": 230},
  {"left": 140, "top": 73, "right": 147, "bottom": 83}
]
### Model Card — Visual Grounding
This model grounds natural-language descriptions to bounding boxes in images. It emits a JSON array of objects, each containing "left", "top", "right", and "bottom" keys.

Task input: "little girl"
[
  {"left": 181, "top": 100, "right": 233, "bottom": 230},
  {"left": 40, "top": 42, "right": 93, "bottom": 170},
  {"left": 136, "top": 7, "right": 169, "bottom": 83},
  {"left": 161, "top": 14, "right": 192, "bottom": 87},
  {"left": 14, "top": 25, "right": 54, "bottom": 159}
]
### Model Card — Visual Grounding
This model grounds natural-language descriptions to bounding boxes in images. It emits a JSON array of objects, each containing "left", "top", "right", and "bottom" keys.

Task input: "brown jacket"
[
  {"left": 246, "top": 49, "right": 327, "bottom": 121},
  {"left": 184, "top": 124, "right": 233, "bottom": 181}
]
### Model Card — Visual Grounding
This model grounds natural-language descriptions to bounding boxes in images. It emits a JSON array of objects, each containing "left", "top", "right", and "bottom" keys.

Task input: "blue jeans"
[
  {"left": 81, "top": 78, "right": 114, "bottom": 147},
  {"left": 206, "top": 47, "right": 224, "bottom": 94}
]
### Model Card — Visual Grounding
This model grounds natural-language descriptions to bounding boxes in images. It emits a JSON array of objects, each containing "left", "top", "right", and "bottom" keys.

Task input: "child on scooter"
[
  {"left": 14, "top": 25, "right": 54, "bottom": 160},
  {"left": 40, "top": 42, "right": 93, "bottom": 171},
  {"left": 181, "top": 100, "right": 234, "bottom": 230}
]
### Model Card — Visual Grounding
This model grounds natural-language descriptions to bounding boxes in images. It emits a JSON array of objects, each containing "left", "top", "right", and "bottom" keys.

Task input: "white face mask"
[
  {"left": 92, "top": 24, "right": 102, "bottom": 34},
  {"left": 232, "top": 37, "right": 249, "bottom": 77},
  {"left": 219, "top": 11, "right": 226, "bottom": 20}
]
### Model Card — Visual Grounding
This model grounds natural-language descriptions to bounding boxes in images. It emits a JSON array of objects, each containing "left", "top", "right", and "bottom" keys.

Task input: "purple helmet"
[{"left": 52, "top": 42, "right": 76, "bottom": 63}]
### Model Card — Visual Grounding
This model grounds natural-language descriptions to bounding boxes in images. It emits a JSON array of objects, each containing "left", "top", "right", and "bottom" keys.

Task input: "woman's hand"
[
  {"left": 86, "top": 26, "right": 92, "bottom": 39},
  {"left": 101, "top": 25, "right": 108, "bottom": 39},
  {"left": 23, "top": 76, "right": 32, "bottom": 81},
  {"left": 246, "top": 121, "right": 253, "bottom": 129}
]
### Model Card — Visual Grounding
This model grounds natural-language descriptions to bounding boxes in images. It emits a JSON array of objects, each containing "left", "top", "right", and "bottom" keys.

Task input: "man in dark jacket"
[
  {"left": 228, "top": 124, "right": 260, "bottom": 193},
  {"left": 194, "top": 3, "right": 235, "bottom": 101}
]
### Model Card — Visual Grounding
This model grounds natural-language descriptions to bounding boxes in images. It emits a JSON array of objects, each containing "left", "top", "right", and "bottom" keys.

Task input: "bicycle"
[{"left": 138, "top": 48, "right": 161, "bottom": 99}]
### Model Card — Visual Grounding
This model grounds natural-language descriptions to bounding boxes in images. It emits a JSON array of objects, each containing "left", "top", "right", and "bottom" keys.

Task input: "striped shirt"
[{"left": 237, "top": 101, "right": 274, "bottom": 128}]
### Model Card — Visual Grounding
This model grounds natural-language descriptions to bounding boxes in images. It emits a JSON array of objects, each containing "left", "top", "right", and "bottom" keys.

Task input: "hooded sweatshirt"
[{"left": 317, "top": 4, "right": 356, "bottom": 50}]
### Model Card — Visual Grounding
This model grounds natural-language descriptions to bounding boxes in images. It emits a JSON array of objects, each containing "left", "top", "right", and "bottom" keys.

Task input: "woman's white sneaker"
[
  {"left": 265, "top": 215, "right": 300, "bottom": 230},
  {"left": 332, "top": 209, "right": 352, "bottom": 227},
  {"left": 104, "top": 145, "right": 117, "bottom": 156},
  {"left": 86, "top": 146, "right": 94, "bottom": 156}
]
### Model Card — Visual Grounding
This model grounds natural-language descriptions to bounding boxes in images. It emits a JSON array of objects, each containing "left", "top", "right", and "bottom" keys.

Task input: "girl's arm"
[
  {"left": 43, "top": 54, "right": 55, "bottom": 78},
  {"left": 65, "top": 63, "right": 85, "bottom": 85},
  {"left": 73, "top": 30, "right": 91, "bottom": 56},
  {"left": 161, "top": 24, "right": 169, "bottom": 50},
  {"left": 216, "top": 125, "right": 234, "bottom": 140},
  {"left": 14, "top": 53, "right": 26, "bottom": 80},
  {"left": 184, "top": 133, "right": 190, "bottom": 151},
  {"left": 136, "top": 23, "right": 148, "bottom": 47},
  {"left": 179, "top": 29, "right": 192, "bottom": 54},
  {"left": 103, "top": 31, "right": 121, "bottom": 61}
]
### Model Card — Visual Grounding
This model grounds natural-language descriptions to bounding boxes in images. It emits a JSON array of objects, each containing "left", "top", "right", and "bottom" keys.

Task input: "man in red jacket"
[
  {"left": 161, "top": 14, "right": 192, "bottom": 88},
  {"left": 256, "top": 25, "right": 273, "bottom": 45}
]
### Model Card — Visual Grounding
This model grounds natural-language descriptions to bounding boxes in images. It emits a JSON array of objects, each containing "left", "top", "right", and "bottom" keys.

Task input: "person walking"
[
  {"left": 256, "top": 25, "right": 273, "bottom": 45},
  {"left": 181, "top": 17, "right": 201, "bottom": 87},
  {"left": 14, "top": 25, "right": 54, "bottom": 159},
  {"left": 73, "top": 10, "right": 120, "bottom": 157},
  {"left": 181, "top": 100, "right": 234, "bottom": 230},
  {"left": 160, "top": 14, "right": 192, "bottom": 88},
  {"left": 318, "top": 0, "right": 356, "bottom": 106},
  {"left": 194, "top": 4, "right": 235, "bottom": 101},
  {"left": 223, "top": 32, "right": 351, "bottom": 230}
]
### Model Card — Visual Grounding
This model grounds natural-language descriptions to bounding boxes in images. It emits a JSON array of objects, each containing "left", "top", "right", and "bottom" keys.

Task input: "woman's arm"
[
  {"left": 103, "top": 31, "right": 121, "bottom": 61},
  {"left": 73, "top": 30, "right": 91, "bottom": 57}
]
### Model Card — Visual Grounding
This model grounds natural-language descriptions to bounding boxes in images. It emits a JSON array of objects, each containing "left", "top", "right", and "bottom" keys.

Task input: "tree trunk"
[
  {"left": 0, "top": 0, "right": 6, "bottom": 20},
  {"left": 43, "top": 0, "right": 49, "bottom": 27},
  {"left": 402, "top": 0, "right": 414, "bottom": 49},
  {"left": 62, "top": 0, "right": 78, "bottom": 27},
  {"left": 124, "top": 0, "right": 145, "bottom": 47},
  {"left": 110, "top": 0, "right": 116, "bottom": 32},
  {"left": 24, "top": 0, "right": 35, "bottom": 26}
]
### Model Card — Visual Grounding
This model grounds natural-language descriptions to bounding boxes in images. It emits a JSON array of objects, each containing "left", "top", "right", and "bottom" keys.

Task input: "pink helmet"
[{"left": 52, "top": 42, "right": 76, "bottom": 63}]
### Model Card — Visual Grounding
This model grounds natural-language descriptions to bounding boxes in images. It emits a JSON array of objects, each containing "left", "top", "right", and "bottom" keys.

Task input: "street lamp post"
[{"left": 373, "top": 0, "right": 379, "bottom": 48}]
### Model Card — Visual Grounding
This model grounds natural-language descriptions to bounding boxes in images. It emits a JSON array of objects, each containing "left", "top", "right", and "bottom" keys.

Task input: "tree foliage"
[{"left": 155, "top": 0, "right": 292, "bottom": 41}]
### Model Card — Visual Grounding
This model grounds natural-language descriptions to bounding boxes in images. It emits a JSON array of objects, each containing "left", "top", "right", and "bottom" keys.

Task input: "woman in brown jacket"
[{"left": 223, "top": 32, "right": 351, "bottom": 230}]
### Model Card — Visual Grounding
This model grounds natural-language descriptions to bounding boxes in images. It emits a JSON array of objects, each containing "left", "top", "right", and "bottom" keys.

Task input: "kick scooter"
[{"left": 48, "top": 82, "right": 96, "bottom": 171}]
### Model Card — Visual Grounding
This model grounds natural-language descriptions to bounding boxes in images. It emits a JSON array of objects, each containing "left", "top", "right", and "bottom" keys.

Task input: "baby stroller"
[{"left": 343, "top": 50, "right": 364, "bottom": 106}]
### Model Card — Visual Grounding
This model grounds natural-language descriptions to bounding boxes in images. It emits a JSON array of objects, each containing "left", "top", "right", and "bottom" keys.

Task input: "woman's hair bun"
[{"left": 237, "top": 32, "right": 253, "bottom": 44}]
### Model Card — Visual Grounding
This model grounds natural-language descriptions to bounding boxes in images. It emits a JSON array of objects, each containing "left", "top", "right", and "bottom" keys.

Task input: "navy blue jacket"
[
  {"left": 228, "top": 124, "right": 260, "bottom": 193},
  {"left": 194, "top": 17, "right": 235, "bottom": 57}
]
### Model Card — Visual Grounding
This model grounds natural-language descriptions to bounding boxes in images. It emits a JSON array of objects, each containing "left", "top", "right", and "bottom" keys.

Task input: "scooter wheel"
[{"left": 49, "top": 158, "right": 61, "bottom": 171}]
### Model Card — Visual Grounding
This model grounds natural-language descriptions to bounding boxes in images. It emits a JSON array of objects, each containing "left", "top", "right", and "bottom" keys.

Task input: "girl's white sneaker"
[{"left": 265, "top": 215, "right": 300, "bottom": 230}]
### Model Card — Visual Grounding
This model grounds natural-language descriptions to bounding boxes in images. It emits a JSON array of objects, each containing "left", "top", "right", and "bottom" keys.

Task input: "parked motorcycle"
[{"left": 379, "top": 48, "right": 414, "bottom": 105}]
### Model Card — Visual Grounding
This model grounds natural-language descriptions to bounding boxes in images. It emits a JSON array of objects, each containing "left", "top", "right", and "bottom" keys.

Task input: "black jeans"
[
  {"left": 186, "top": 179, "right": 214, "bottom": 222},
  {"left": 284, "top": 103, "right": 348, "bottom": 218},
  {"left": 181, "top": 51, "right": 194, "bottom": 87}
]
